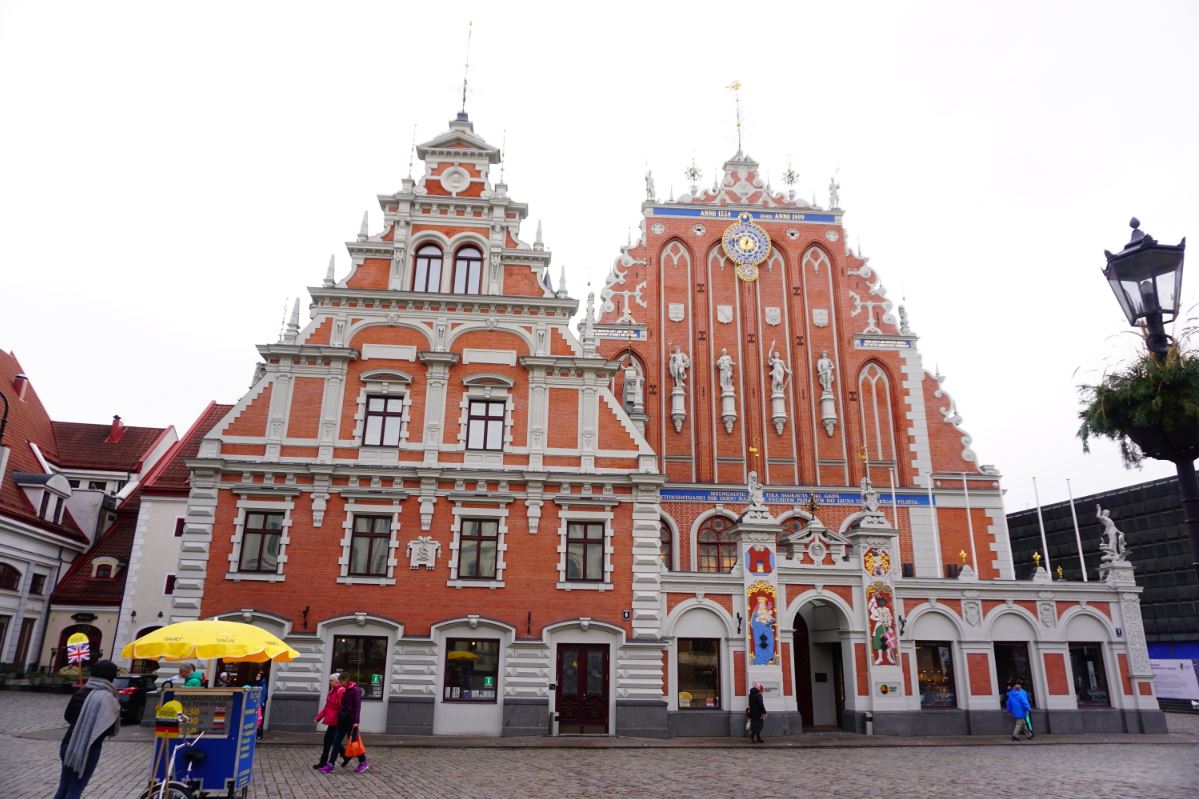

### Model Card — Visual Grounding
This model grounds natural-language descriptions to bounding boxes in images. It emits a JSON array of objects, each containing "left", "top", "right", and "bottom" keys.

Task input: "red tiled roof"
[
  {"left": 51, "top": 420, "right": 171, "bottom": 472},
  {"left": 143, "top": 403, "right": 233, "bottom": 494},
  {"left": 49, "top": 507, "right": 139, "bottom": 605},
  {"left": 0, "top": 351, "right": 87, "bottom": 545}
]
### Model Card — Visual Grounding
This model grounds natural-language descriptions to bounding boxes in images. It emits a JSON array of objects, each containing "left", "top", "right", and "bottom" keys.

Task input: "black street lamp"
[{"left": 1102, "top": 218, "right": 1199, "bottom": 581}]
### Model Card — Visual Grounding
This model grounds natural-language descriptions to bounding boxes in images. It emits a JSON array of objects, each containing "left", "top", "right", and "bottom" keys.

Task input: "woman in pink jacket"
[{"left": 313, "top": 674, "right": 344, "bottom": 769}]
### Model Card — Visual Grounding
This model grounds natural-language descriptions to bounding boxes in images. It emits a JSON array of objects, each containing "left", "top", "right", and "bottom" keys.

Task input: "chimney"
[
  {"left": 105, "top": 415, "right": 126, "bottom": 444},
  {"left": 13, "top": 373, "right": 29, "bottom": 401}
]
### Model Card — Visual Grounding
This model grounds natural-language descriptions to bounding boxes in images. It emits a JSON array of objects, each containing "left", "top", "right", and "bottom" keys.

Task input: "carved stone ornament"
[
  {"left": 406, "top": 536, "right": 440, "bottom": 570},
  {"left": 1038, "top": 601, "right": 1056, "bottom": 627},
  {"left": 812, "top": 309, "right": 829, "bottom": 328},
  {"left": 764, "top": 307, "right": 781, "bottom": 326},
  {"left": 716, "top": 305, "right": 734, "bottom": 324},
  {"left": 668, "top": 303, "right": 685, "bottom": 322},
  {"left": 963, "top": 601, "right": 981, "bottom": 627}
]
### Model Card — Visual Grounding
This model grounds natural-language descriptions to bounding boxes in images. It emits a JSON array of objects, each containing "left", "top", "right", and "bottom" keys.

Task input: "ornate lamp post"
[{"left": 1102, "top": 218, "right": 1199, "bottom": 580}]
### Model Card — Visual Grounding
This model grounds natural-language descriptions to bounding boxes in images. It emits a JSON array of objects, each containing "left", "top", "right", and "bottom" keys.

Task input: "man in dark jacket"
[
  {"left": 748, "top": 682, "right": 768, "bottom": 743},
  {"left": 54, "top": 659, "right": 121, "bottom": 799}
]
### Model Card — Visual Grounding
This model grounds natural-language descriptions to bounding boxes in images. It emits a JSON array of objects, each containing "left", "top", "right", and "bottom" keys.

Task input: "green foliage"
[{"left": 1078, "top": 339, "right": 1199, "bottom": 468}]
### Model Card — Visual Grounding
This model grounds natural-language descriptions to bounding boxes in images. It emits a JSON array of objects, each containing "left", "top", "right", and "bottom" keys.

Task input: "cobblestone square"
[{"left": 3, "top": 692, "right": 1196, "bottom": 799}]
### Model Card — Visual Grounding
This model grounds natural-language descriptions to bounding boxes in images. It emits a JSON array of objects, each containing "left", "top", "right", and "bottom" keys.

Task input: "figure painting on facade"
[
  {"left": 867, "top": 582, "right": 898, "bottom": 666},
  {"left": 863, "top": 547, "right": 891, "bottom": 578},
  {"left": 747, "top": 580, "right": 778, "bottom": 665}
]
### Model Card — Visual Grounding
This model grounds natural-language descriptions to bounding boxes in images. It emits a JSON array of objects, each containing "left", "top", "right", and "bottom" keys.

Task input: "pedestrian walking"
[
  {"left": 53, "top": 659, "right": 121, "bottom": 799},
  {"left": 1007, "top": 681, "right": 1033, "bottom": 741},
  {"left": 323, "top": 673, "right": 368, "bottom": 773},
  {"left": 313, "top": 673, "right": 344, "bottom": 770},
  {"left": 254, "top": 670, "right": 268, "bottom": 739},
  {"left": 178, "top": 663, "right": 203, "bottom": 688},
  {"left": 748, "top": 682, "right": 767, "bottom": 744}
]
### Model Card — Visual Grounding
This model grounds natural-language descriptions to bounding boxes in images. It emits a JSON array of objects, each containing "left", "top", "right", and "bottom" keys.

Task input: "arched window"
[
  {"left": 0, "top": 562, "right": 20, "bottom": 591},
  {"left": 412, "top": 244, "right": 443, "bottom": 293},
  {"left": 452, "top": 246, "right": 483, "bottom": 294},
  {"left": 697, "top": 516, "right": 737, "bottom": 573},
  {"left": 659, "top": 521, "right": 673, "bottom": 571}
]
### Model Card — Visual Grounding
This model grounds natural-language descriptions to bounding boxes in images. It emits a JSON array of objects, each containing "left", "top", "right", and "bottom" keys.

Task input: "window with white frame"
[
  {"left": 466, "top": 400, "right": 506, "bottom": 451},
  {"left": 226, "top": 500, "right": 293, "bottom": 582},
  {"left": 349, "top": 515, "right": 392, "bottom": 577},
  {"left": 363, "top": 395, "right": 405, "bottom": 447},
  {"left": 412, "top": 244, "right": 443, "bottom": 292},
  {"left": 566, "top": 522, "right": 605, "bottom": 582},
  {"left": 457, "top": 519, "right": 499, "bottom": 579},
  {"left": 452, "top": 246, "right": 483, "bottom": 295}
]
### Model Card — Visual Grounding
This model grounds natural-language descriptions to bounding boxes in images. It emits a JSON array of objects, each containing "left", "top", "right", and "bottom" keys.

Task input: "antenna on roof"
[
  {"left": 726, "top": 80, "right": 743, "bottom": 155},
  {"left": 460, "top": 20, "right": 473, "bottom": 115}
]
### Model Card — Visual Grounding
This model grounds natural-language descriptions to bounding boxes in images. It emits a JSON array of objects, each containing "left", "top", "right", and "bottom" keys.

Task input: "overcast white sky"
[{"left": 2, "top": 1, "right": 1196, "bottom": 511}]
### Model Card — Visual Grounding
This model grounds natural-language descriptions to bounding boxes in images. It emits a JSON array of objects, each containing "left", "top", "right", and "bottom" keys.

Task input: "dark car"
[{"left": 115, "top": 674, "right": 157, "bottom": 722}]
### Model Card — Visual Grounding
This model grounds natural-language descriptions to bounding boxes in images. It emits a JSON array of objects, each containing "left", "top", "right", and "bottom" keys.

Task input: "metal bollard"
[{"left": 865, "top": 711, "right": 874, "bottom": 736}]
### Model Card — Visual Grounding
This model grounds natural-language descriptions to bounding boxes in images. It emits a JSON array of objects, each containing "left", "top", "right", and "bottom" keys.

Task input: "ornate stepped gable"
[{"left": 597, "top": 149, "right": 1001, "bottom": 580}]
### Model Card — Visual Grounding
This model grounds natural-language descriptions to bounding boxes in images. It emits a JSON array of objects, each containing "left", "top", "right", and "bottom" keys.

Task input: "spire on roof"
[
  {"left": 555, "top": 265, "right": 568, "bottom": 299},
  {"left": 580, "top": 292, "right": 597, "bottom": 357},
  {"left": 324, "top": 255, "right": 336, "bottom": 287},
  {"left": 284, "top": 298, "right": 301, "bottom": 344},
  {"left": 533, "top": 220, "right": 544, "bottom": 251},
  {"left": 358, "top": 211, "right": 369, "bottom": 241}
]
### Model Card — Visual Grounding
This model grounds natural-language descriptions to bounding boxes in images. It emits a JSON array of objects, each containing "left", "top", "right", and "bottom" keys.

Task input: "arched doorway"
[
  {"left": 56, "top": 624, "right": 101, "bottom": 670},
  {"left": 792, "top": 601, "right": 848, "bottom": 729}
]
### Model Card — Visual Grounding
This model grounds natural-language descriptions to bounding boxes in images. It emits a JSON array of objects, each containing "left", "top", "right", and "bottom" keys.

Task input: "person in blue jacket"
[{"left": 1007, "top": 681, "right": 1033, "bottom": 741}]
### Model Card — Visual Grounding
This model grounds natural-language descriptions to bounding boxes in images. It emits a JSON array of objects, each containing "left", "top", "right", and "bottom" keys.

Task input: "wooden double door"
[{"left": 556, "top": 644, "right": 609, "bottom": 734}]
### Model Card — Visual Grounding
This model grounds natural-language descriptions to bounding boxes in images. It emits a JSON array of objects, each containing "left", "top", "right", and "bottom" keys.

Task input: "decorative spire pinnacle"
[
  {"left": 358, "top": 211, "right": 369, "bottom": 241},
  {"left": 460, "top": 20, "right": 473, "bottom": 115},
  {"left": 580, "top": 291, "right": 597, "bottom": 356},
  {"left": 284, "top": 298, "right": 301, "bottom": 344},
  {"left": 499, "top": 129, "right": 507, "bottom": 183},
  {"left": 684, "top": 159, "right": 702, "bottom": 196},
  {"left": 407, "top": 124, "right": 417, "bottom": 179},
  {"left": 726, "top": 80, "right": 743, "bottom": 155},
  {"left": 276, "top": 298, "right": 289, "bottom": 343},
  {"left": 324, "top": 254, "right": 336, "bottom": 287},
  {"left": 533, "top": 219, "right": 544, "bottom": 251},
  {"left": 782, "top": 159, "right": 798, "bottom": 201},
  {"left": 555, "top": 265, "right": 567, "bottom": 299}
]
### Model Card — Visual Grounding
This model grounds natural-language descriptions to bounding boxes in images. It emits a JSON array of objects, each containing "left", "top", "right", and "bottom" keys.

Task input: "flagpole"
[
  {"left": 1032, "top": 476, "right": 1052, "bottom": 573},
  {"left": 1066, "top": 478, "right": 1088, "bottom": 582},
  {"left": 889, "top": 468, "right": 899, "bottom": 529},
  {"left": 962, "top": 473, "right": 978, "bottom": 573},
  {"left": 926, "top": 473, "right": 942, "bottom": 577}
]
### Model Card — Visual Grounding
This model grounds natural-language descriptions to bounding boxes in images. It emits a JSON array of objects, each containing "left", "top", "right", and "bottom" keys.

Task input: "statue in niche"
[
  {"left": 716, "top": 348, "right": 735, "bottom": 393},
  {"left": 1097, "top": 505, "right": 1129, "bottom": 563},
  {"left": 669, "top": 346, "right": 690, "bottom": 388},
  {"left": 817, "top": 351, "right": 836, "bottom": 394},
  {"left": 622, "top": 361, "right": 643, "bottom": 411},
  {"left": 767, "top": 349, "right": 791, "bottom": 394}
]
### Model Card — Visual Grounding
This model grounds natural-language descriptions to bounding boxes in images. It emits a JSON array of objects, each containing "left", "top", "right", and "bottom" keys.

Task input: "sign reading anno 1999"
[{"left": 660, "top": 488, "right": 933, "bottom": 506}]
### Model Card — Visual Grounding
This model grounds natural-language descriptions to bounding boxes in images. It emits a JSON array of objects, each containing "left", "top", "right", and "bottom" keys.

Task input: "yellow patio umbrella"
[{"left": 121, "top": 619, "right": 300, "bottom": 663}]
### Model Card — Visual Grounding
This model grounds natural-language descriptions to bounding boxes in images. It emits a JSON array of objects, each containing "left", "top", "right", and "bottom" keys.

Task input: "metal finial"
[
  {"left": 726, "top": 81, "right": 743, "bottom": 154},
  {"left": 460, "top": 20, "right": 473, "bottom": 115},
  {"left": 1130, "top": 217, "right": 1140, "bottom": 230},
  {"left": 499, "top": 129, "right": 507, "bottom": 183},
  {"left": 407, "top": 124, "right": 417, "bottom": 178}
]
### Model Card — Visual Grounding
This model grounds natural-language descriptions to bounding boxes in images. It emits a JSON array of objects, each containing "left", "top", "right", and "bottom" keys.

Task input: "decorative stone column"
[
  {"left": 670, "top": 385, "right": 687, "bottom": 433},
  {"left": 1103, "top": 559, "right": 1168, "bottom": 732},
  {"left": 770, "top": 387, "right": 787, "bottom": 435}
]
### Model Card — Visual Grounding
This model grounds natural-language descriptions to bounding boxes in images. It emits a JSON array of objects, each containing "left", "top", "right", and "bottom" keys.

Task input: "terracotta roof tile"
[
  {"left": 49, "top": 508, "right": 138, "bottom": 605},
  {"left": 143, "top": 403, "right": 233, "bottom": 494},
  {"left": 51, "top": 420, "right": 170, "bottom": 471}
]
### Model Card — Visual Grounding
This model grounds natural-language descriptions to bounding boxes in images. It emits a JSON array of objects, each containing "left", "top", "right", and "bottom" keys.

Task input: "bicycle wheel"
[{"left": 139, "top": 780, "right": 194, "bottom": 799}]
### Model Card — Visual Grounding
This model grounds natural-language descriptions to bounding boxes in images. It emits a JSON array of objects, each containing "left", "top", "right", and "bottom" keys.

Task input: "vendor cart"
[{"left": 142, "top": 687, "right": 261, "bottom": 799}]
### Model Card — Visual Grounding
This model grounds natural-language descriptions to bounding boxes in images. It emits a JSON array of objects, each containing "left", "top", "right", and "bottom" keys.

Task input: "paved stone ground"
[{"left": 3, "top": 691, "right": 1197, "bottom": 799}]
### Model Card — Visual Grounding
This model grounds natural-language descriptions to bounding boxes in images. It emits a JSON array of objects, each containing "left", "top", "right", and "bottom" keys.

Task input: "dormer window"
[
  {"left": 90, "top": 557, "right": 121, "bottom": 580},
  {"left": 452, "top": 246, "right": 483, "bottom": 294},
  {"left": 95, "top": 564, "right": 113, "bottom": 579},
  {"left": 413, "top": 244, "right": 443, "bottom": 292}
]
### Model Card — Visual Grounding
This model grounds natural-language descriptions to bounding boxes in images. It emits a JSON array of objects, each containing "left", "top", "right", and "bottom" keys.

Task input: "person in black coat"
[
  {"left": 748, "top": 682, "right": 768, "bottom": 744},
  {"left": 54, "top": 660, "right": 121, "bottom": 799}
]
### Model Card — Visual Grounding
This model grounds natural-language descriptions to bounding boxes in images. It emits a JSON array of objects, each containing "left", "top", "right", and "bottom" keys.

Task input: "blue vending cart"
[{"left": 143, "top": 686, "right": 261, "bottom": 799}]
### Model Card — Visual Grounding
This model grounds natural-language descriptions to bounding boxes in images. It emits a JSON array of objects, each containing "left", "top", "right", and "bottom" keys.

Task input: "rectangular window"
[
  {"left": 238, "top": 511, "right": 284, "bottom": 573},
  {"left": 29, "top": 574, "right": 46, "bottom": 595},
  {"left": 52, "top": 497, "right": 64, "bottom": 524},
  {"left": 88, "top": 481, "right": 106, "bottom": 491},
  {"left": 349, "top": 515, "right": 392, "bottom": 577},
  {"left": 1069, "top": 643, "right": 1110, "bottom": 707},
  {"left": 38, "top": 491, "right": 51, "bottom": 519},
  {"left": 332, "top": 635, "right": 388, "bottom": 701},
  {"left": 916, "top": 641, "right": 957, "bottom": 708},
  {"left": 174, "top": 518, "right": 186, "bottom": 537},
  {"left": 457, "top": 519, "right": 498, "bottom": 579},
  {"left": 13, "top": 617, "right": 36, "bottom": 667},
  {"left": 465, "top": 400, "right": 505, "bottom": 451},
  {"left": 994, "top": 642, "right": 1036, "bottom": 707},
  {"left": 68, "top": 480, "right": 80, "bottom": 489},
  {"left": 164, "top": 574, "right": 176, "bottom": 595},
  {"left": 566, "top": 522, "right": 605, "bottom": 582},
  {"left": 363, "top": 395, "right": 404, "bottom": 446},
  {"left": 677, "top": 638, "right": 721, "bottom": 709},
  {"left": 443, "top": 638, "right": 500, "bottom": 702}
]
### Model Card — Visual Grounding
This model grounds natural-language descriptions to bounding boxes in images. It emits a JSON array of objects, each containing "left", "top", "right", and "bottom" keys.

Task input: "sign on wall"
[{"left": 1150, "top": 659, "right": 1199, "bottom": 701}]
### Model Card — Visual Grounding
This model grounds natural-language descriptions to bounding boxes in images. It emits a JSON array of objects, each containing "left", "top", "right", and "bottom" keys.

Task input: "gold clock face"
[{"left": 721, "top": 213, "right": 771, "bottom": 281}]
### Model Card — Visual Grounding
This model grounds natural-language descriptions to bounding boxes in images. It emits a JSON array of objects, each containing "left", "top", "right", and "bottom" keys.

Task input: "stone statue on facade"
[
  {"left": 829, "top": 176, "right": 840, "bottom": 209},
  {"left": 716, "top": 348, "right": 735, "bottom": 393},
  {"left": 860, "top": 476, "right": 881, "bottom": 514},
  {"left": 817, "top": 351, "right": 835, "bottom": 394},
  {"left": 1097, "top": 505, "right": 1130, "bottom": 563},
  {"left": 622, "top": 362, "right": 643, "bottom": 412},
  {"left": 747, "top": 470, "right": 766, "bottom": 510},
  {"left": 767, "top": 349, "right": 791, "bottom": 394},
  {"left": 645, "top": 170, "right": 656, "bottom": 202},
  {"left": 669, "top": 346, "right": 690, "bottom": 388}
]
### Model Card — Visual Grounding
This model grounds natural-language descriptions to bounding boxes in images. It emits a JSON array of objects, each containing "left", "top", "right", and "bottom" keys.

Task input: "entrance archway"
[{"left": 791, "top": 600, "right": 850, "bottom": 729}]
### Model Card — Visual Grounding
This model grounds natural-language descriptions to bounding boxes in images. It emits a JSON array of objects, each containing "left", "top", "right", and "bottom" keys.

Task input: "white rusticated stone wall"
[
  {"left": 504, "top": 641, "right": 550, "bottom": 699},
  {"left": 615, "top": 641, "right": 666, "bottom": 701},
  {"left": 391, "top": 638, "right": 438, "bottom": 697},
  {"left": 984, "top": 506, "right": 1016, "bottom": 579},
  {"left": 170, "top": 466, "right": 220, "bottom": 622},
  {"left": 274, "top": 635, "right": 324, "bottom": 694},
  {"left": 898, "top": 347, "right": 938, "bottom": 576}
]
